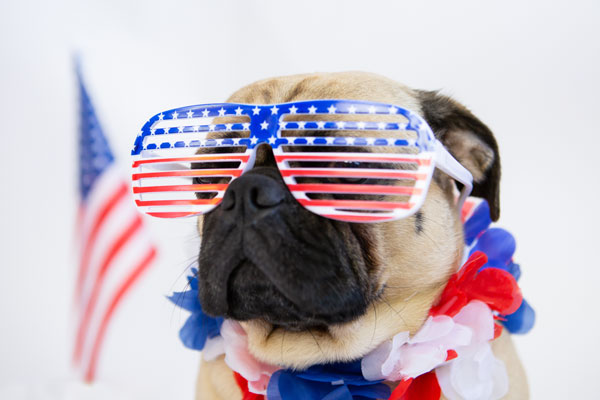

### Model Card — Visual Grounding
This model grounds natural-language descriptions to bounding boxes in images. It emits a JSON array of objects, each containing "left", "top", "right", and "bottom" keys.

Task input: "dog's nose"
[{"left": 221, "top": 170, "right": 286, "bottom": 216}]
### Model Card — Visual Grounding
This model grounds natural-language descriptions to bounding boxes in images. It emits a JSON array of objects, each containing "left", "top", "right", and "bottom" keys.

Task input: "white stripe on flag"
[
  {"left": 77, "top": 166, "right": 126, "bottom": 249},
  {"left": 74, "top": 173, "right": 157, "bottom": 381},
  {"left": 77, "top": 192, "right": 140, "bottom": 311},
  {"left": 77, "top": 224, "right": 153, "bottom": 375}
]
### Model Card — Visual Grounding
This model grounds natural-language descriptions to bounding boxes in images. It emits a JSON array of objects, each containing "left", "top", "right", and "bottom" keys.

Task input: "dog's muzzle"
[{"left": 197, "top": 166, "right": 372, "bottom": 331}]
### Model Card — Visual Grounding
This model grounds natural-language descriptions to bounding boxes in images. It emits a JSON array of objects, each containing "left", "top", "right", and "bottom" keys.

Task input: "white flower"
[
  {"left": 436, "top": 341, "right": 508, "bottom": 400},
  {"left": 220, "top": 320, "right": 278, "bottom": 395},
  {"left": 362, "top": 300, "right": 508, "bottom": 399}
]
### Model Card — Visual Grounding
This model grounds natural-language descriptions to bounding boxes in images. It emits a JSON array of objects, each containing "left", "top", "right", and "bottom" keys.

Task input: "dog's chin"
[{"left": 240, "top": 286, "right": 444, "bottom": 370}]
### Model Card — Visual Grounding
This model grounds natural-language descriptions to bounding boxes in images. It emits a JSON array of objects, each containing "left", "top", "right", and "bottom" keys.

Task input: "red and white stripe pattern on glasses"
[
  {"left": 273, "top": 150, "right": 436, "bottom": 222},
  {"left": 131, "top": 106, "right": 255, "bottom": 218},
  {"left": 132, "top": 148, "right": 252, "bottom": 218}
]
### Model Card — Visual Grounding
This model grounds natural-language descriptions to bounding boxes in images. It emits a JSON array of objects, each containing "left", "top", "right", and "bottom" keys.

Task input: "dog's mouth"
[
  {"left": 224, "top": 257, "right": 363, "bottom": 332},
  {"left": 200, "top": 247, "right": 372, "bottom": 332},
  {"left": 227, "top": 259, "right": 327, "bottom": 331}
]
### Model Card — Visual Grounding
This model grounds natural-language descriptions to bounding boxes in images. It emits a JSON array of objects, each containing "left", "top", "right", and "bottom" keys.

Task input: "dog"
[{"left": 192, "top": 71, "right": 528, "bottom": 399}]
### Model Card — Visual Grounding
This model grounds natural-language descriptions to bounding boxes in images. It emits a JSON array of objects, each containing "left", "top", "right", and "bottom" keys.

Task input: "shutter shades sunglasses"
[{"left": 131, "top": 100, "right": 473, "bottom": 223}]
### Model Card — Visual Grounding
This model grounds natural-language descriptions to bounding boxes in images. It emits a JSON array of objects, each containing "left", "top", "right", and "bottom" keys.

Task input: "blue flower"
[
  {"left": 464, "top": 201, "right": 535, "bottom": 335},
  {"left": 168, "top": 269, "right": 223, "bottom": 351},
  {"left": 470, "top": 228, "right": 515, "bottom": 268},
  {"left": 266, "top": 361, "right": 390, "bottom": 400},
  {"left": 503, "top": 298, "right": 536, "bottom": 334},
  {"left": 463, "top": 200, "right": 492, "bottom": 246}
]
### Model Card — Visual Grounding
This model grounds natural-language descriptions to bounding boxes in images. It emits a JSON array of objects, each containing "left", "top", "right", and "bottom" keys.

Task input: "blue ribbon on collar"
[{"left": 168, "top": 269, "right": 223, "bottom": 351}]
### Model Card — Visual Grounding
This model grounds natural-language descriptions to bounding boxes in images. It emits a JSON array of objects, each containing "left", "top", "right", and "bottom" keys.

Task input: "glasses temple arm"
[{"left": 433, "top": 140, "right": 474, "bottom": 212}]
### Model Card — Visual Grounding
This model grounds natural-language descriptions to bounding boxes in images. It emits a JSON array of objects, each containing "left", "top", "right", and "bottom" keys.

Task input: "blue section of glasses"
[{"left": 132, "top": 100, "right": 434, "bottom": 156}]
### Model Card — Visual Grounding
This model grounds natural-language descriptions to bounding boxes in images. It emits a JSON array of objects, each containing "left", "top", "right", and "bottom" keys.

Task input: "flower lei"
[{"left": 168, "top": 199, "right": 535, "bottom": 400}]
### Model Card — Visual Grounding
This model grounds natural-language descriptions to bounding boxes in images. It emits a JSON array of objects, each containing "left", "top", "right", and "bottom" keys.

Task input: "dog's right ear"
[{"left": 416, "top": 90, "right": 501, "bottom": 221}]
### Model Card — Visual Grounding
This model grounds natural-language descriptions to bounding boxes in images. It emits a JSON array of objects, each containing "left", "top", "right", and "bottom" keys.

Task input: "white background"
[{"left": 1, "top": 0, "right": 599, "bottom": 398}]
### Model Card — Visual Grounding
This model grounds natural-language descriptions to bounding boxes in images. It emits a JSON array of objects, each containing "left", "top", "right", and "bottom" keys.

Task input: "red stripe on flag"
[
  {"left": 298, "top": 199, "right": 414, "bottom": 210},
  {"left": 133, "top": 184, "right": 228, "bottom": 193},
  {"left": 75, "top": 183, "right": 129, "bottom": 303},
  {"left": 275, "top": 154, "right": 431, "bottom": 165},
  {"left": 83, "top": 246, "right": 157, "bottom": 382},
  {"left": 280, "top": 169, "right": 426, "bottom": 180},
  {"left": 132, "top": 154, "right": 250, "bottom": 167},
  {"left": 73, "top": 215, "right": 143, "bottom": 364},
  {"left": 287, "top": 183, "right": 422, "bottom": 195},
  {"left": 132, "top": 169, "right": 242, "bottom": 180}
]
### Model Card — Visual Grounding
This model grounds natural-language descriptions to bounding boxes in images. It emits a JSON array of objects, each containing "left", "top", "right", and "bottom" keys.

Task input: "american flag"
[{"left": 72, "top": 67, "right": 157, "bottom": 382}]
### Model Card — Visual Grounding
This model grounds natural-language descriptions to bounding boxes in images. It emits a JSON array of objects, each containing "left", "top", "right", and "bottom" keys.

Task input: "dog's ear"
[{"left": 417, "top": 90, "right": 501, "bottom": 221}]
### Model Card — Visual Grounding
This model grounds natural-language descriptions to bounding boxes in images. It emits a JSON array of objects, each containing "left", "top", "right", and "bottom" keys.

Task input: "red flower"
[
  {"left": 233, "top": 372, "right": 265, "bottom": 400},
  {"left": 430, "top": 252, "right": 523, "bottom": 318},
  {"left": 389, "top": 371, "right": 440, "bottom": 400}
]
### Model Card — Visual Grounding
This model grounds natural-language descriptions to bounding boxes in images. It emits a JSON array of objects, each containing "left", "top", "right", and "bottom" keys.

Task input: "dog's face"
[{"left": 197, "top": 72, "right": 500, "bottom": 369}]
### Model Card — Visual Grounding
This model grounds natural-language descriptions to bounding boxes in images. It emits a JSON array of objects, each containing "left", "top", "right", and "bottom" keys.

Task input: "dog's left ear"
[{"left": 417, "top": 90, "right": 501, "bottom": 221}]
